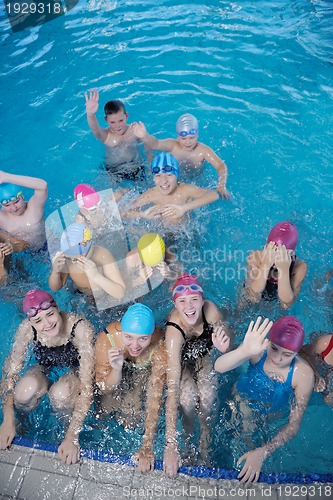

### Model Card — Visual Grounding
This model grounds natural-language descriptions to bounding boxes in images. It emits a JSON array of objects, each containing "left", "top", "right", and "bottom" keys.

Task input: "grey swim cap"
[{"left": 176, "top": 114, "right": 199, "bottom": 136}]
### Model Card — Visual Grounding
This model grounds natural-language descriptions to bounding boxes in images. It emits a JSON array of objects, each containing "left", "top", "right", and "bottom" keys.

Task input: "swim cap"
[
  {"left": 23, "top": 289, "right": 57, "bottom": 316},
  {"left": 176, "top": 113, "right": 199, "bottom": 136},
  {"left": 151, "top": 153, "right": 179, "bottom": 178},
  {"left": 268, "top": 316, "right": 304, "bottom": 352},
  {"left": 267, "top": 222, "right": 298, "bottom": 250},
  {"left": 60, "top": 223, "right": 93, "bottom": 256},
  {"left": 74, "top": 183, "right": 101, "bottom": 211},
  {"left": 0, "top": 183, "right": 23, "bottom": 206},
  {"left": 172, "top": 273, "right": 204, "bottom": 300},
  {"left": 121, "top": 303, "right": 155, "bottom": 335},
  {"left": 138, "top": 233, "right": 165, "bottom": 267}
]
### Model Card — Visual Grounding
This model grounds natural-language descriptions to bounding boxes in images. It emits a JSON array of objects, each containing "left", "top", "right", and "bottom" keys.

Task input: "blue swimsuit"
[{"left": 236, "top": 351, "right": 296, "bottom": 415}]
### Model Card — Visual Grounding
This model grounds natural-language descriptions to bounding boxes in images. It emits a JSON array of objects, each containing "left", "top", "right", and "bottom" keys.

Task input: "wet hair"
[{"left": 104, "top": 100, "right": 126, "bottom": 116}]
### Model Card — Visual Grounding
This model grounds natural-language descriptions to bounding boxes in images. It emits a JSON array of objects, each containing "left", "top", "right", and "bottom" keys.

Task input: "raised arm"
[
  {"left": 202, "top": 145, "right": 229, "bottom": 199},
  {"left": 0, "top": 320, "right": 32, "bottom": 450},
  {"left": 58, "top": 318, "right": 95, "bottom": 464},
  {"left": 48, "top": 252, "right": 69, "bottom": 291},
  {"left": 131, "top": 122, "right": 176, "bottom": 151},
  {"left": 214, "top": 317, "right": 272, "bottom": 373},
  {"left": 136, "top": 342, "right": 167, "bottom": 472},
  {"left": 276, "top": 247, "right": 308, "bottom": 309},
  {"left": 0, "top": 170, "right": 48, "bottom": 212},
  {"left": 84, "top": 89, "right": 108, "bottom": 143},
  {"left": 244, "top": 245, "right": 275, "bottom": 303},
  {"left": 237, "top": 361, "right": 314, "bottom": 484},
  {"left": 95, "top": 328, "right": 124, "bottom": 393}
]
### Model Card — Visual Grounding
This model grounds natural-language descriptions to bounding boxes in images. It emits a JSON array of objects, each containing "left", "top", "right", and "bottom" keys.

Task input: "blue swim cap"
[
  {"left": 121, "top": 303, "right": 155, "bottom": 335},
  {"left": 60, "top": 223, "right": 93, "bottom": 257},
  {"left": 151, "top": 153, "right": 179, "bottom": 178},
  {"left": 0, "top": 183, "right": 23, "bottom": 206}
]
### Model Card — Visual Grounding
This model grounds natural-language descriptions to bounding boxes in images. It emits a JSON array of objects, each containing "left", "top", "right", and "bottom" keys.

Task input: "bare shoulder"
[
  {"left": 203, "top": 299, "right": 223, "bottom": 322},
  {"left": 91, "top": 245, "right": 116, "bottom": 263},
  {"left": 167, "top": 308, "right": 178, "bottom": 323},
  {"left": 292, "top": 259, "right": 308, "bottom": 278},
  {"left": 294, "top": 356, "right": 315, "bottom": 386},
  {"left": 314, "top": 334, "right": 333, "bottom": 355},
  {"left": 69, "top": 314, "right": 94, "bottom": 341}
]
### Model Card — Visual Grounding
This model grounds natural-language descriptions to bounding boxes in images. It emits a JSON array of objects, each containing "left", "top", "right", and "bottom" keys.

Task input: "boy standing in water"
[
  {"left": 0, "top": 170, "right": 48, "bottom": 252},
  {"left": 131, "top": 114, "right": 230, "bottom": 198},
  {"left": 124, "top": 153, "right": 221, "bottom": 225},
  {"left": 84, "top": 89, "right": 145, "bottom": 181}
]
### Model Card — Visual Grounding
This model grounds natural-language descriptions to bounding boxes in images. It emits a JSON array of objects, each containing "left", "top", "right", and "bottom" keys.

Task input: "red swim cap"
[
  {"left": 172, "top": 273, "right": 204, "bottom": 300},
  {"left": 268, "top": 316, "right": 304, "bottom": 352},
  {"left": 267, "top": 222, "right": 298, "bottom": 250},
  {"left": 74, "top": 183, "right": 101, "bottom": 210},
  {"left": 23, "top": 289, "right": 56, "bottom": 315}
]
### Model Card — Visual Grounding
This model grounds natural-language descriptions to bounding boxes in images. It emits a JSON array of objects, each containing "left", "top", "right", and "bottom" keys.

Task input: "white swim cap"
[{"left": 176, "top": 114, "right": 199, "bottom": 136}]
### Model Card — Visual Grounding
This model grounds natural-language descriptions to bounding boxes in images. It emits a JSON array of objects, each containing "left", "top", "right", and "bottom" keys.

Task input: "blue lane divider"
[{"left": 12, "top": 437, "right": 333, "bottom": 485}]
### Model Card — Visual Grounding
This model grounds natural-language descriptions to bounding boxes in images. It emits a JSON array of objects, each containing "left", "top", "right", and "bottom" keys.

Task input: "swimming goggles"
[
  {"left": 1, "top": 192, "right": 22, "bottom": 206},
  {"left": 152, "top": 165, "right": 176, "bottom": 175},
  {"left": 177, "top": 128, "right": 198, "bottom": 137},
  {"left": 173, "top": 284, "right": 203, "bottom": 295},
  {"left": 26, "top": 300, "right": 56, "bottom": 318}
]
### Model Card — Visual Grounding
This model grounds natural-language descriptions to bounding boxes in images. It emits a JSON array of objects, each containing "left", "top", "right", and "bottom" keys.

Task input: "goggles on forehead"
[
  {"left": 1, "top": 192, "right": 22, "bottom": 206},
  {"left": 173, "top": 283, "right": 203, "bottom": 296},
  {"left": 177, "top": 128, "right": 198, "bottom": 137},
  {"left": 26, "top": 299, "right": 56, "bottom": 318},
  {"left": 152, "top": 165, "right": 176, "bottom": 175}
]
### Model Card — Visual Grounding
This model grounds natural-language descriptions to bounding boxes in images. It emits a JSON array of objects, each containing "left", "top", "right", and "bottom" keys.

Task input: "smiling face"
[
  {"left": 177, "top": 133, "right": 198, "bottom": 151},
  {"left": 105, "top": 110, "right": 128, "bottom": 136},
  {"left": 266, "top": 342, "right": 297, "bottom": 368},
  {"left": 29, "top": 307, "right": 63, "bottom": 338},
  {"left": 174, "top": 293, "right": 204, "bottom": 326},
  {"left": 153, "top": 173, "right": 178, "bottom": 195},
  {"left": 1, "top": 196, "right": 26, "bottom": 216},
  {"left": 121, "top": 331, "right": 152, "bottom": 357}
]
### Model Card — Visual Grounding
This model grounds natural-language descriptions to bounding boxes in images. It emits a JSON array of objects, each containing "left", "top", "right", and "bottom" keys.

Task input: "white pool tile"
[
  {"left": 0, "top": 462, "right": 27, "bottom": 498},
  {"left": 19, "top": 468, "right": 77, "bottom": 500}
]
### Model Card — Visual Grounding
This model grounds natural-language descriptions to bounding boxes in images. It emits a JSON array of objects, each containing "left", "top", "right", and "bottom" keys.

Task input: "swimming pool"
[{"left": 1, "top": 0, "right": 333, "bottom": 482}]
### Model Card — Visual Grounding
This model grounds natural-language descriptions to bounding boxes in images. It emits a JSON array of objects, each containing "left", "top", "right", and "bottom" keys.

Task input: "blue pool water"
[{"left": 1, "top": 0, "right": 333, "bottom": 478}]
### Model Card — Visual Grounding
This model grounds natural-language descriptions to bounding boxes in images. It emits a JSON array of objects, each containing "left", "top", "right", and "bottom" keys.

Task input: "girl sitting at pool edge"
[
  {"left": 0, "top": 290, "right": 95, "bottom": 464},
  {"left": 163, "top": 273, "right": 230, "bottom": 478},
  {"left": 95, "top": 303, "right": 166, "bottom": 473},
  {"left": 213, "top": 316, "right": 314, "bottom": 484}
]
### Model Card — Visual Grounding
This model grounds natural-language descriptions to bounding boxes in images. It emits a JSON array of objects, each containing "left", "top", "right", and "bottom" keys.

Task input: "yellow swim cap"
[{"left": 138, "top": 233, "right": 165, "bottom": 267}]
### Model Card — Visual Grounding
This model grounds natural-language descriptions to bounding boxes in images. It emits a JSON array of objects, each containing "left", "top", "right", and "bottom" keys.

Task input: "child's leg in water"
[
  {"left": 196, "top": 357, "right": 217, "bottom": 459},
  {"left": 179, "top": 367, "right": 198, "bottom": 435}
]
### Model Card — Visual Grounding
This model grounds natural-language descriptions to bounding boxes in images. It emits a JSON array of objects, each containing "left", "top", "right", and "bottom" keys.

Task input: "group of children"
[{"left": 0, "top": 91, "right": 332, "bottom": 483}]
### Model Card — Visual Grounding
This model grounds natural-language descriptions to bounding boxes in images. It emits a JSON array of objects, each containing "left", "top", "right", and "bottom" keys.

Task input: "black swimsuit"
[
  {"left": 32, "top": 319, "right": 83, "bottom": 368},
  {"left": 166, "top": 310, "right": 213, "bottom": 367}
]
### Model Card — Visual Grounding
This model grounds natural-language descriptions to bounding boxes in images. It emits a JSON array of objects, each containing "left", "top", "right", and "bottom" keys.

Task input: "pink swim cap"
[
  {"left": 74, "top": 184, "right": 101, "bottom": 211},
  {"left": 268, "top": 316, "right": 304, "bottom": 352},
  {"left": 23, "top": 289, "right": 57, "bottom": 315},
  {"left": 172, "top": 273, "right": 204, "bottom": 300},
  {"left": 267, "top": 222, "right": 298, "bottom": 250}
]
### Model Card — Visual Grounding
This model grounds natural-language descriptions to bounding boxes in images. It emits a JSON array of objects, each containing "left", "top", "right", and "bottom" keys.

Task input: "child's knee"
[
  {"left": 180, "top": 387, "right": 197, "bottom": 414},
  {"left": 14, "top": 374, "right": 48, "bottom": 410},
  {"left": 49, "top": 376, "right": 79, "bottom": 411}
]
